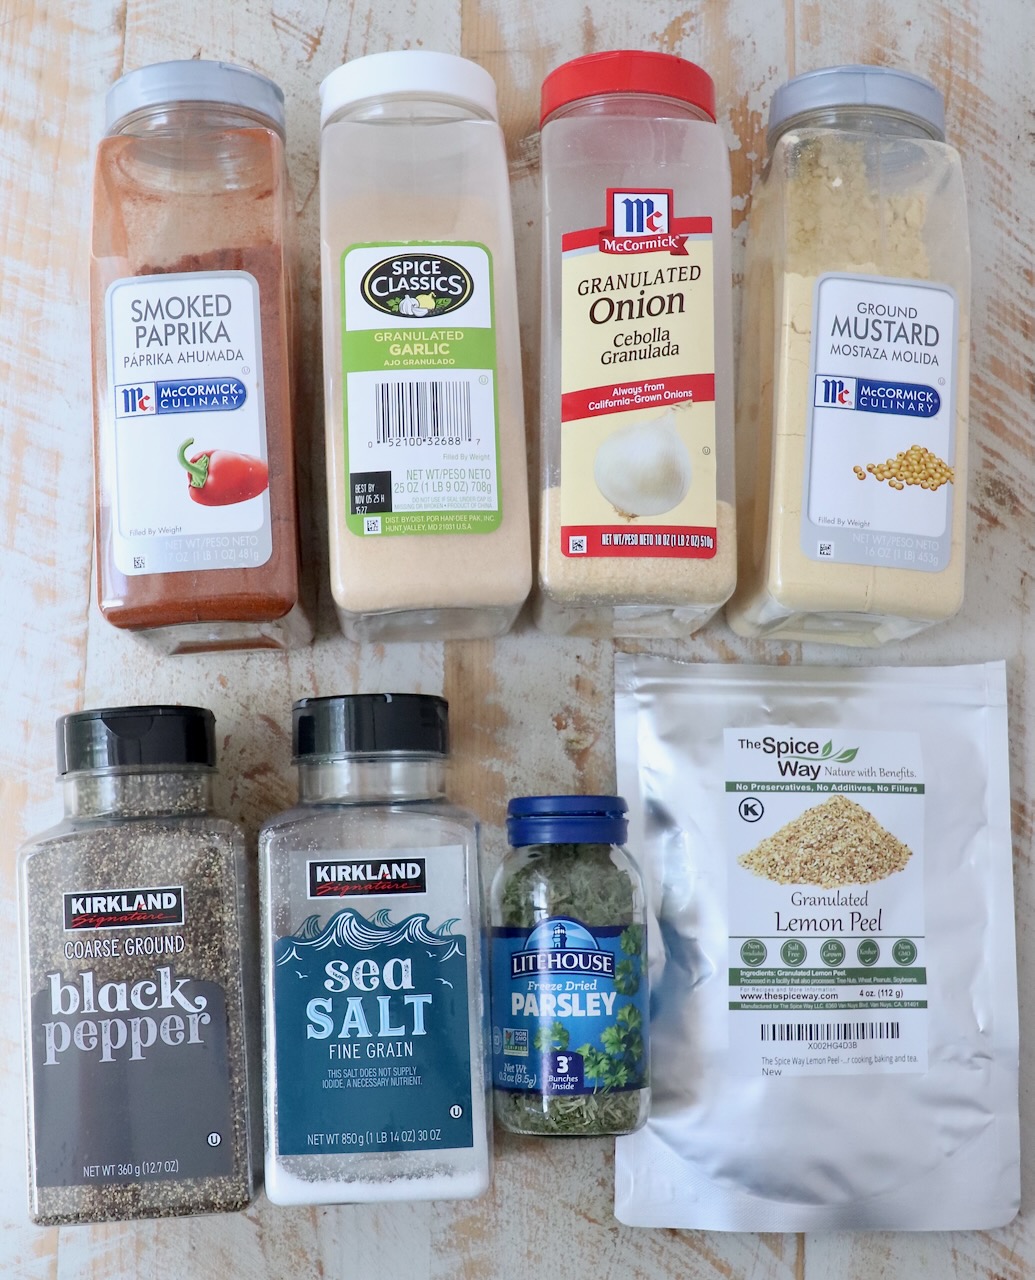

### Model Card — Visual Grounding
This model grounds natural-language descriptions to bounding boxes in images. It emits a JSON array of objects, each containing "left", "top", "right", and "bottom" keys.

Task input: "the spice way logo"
[
  {"left": 63, "top": 886, "right": 185, "bottom": 930},
  {"left": 360, "top": 254, "right": 473, "bottom": 318},
  {"left": 308, "top": 859, "right": 427, "bottom": 898}
]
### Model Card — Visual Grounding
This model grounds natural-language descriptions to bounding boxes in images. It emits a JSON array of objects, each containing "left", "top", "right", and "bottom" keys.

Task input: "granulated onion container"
[
  {"left": 319, "top": 51, "right": 531, "bottom": 642},
  {"left": 259, "top": 694, "right": 491, "bottom": 1203},
  {"left": 727, "top": 66, "right": 971, "bottom": 645},
  {"left": 536, "top": 51, "right": 737, "bottom": 638},
  {"left": 18, "top": 706, "right": 257, "bottom": 1224},
  {"left": 91, "top": 60, "right": 310, "bottom": 653}
]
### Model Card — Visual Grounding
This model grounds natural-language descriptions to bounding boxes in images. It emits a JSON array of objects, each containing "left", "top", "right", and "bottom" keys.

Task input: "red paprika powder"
[{"left": 90, "top": 61, "right": 310, "bottom": 652}]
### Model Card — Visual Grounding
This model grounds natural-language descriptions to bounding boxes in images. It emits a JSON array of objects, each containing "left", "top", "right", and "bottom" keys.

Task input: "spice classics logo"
[
  {"left": 360, "top": 254, "right": 474, "bottom": 317},
  {"left": 307, "top": 859, "right": 427, "bottom": 898},
  {"left": 63, "top": 886, "right": 185, "bottom": 930}
]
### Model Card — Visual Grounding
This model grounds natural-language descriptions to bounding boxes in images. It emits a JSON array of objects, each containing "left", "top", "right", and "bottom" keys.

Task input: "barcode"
[
  {"left": 375, "top": 379, "right": 473, "bottom": 443},
  {"left": 760, "top": 1021, "right": 900, "bottom": 1043}
]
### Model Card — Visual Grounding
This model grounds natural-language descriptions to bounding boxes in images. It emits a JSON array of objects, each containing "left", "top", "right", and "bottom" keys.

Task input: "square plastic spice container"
[
  {"left": 18, "top": 706, "right": 258, "bottom": 1224},
  {"left": 727, "top": 66, "right": 971, "bottom": 645},
  {"left": 318, "top": 52, "right": 532, "bottom": 643},
  {"left": 90, "top": 61, "right": 311, "bottom": 654},
  {"left": 535, "top": 51, "right": 737, "bottom": 638}
]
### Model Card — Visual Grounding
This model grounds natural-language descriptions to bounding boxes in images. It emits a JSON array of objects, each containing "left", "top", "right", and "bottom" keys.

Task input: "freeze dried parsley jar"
[
  {"left": 319, "top": 52, "right": 532, "bottom": 642},
  {"left": 490, "top": 796, "right": 650, "bottom": 1136},
  {"left": 728, "top": 66, "right": 970, "bottom": 645},
  {"left": 91, "top": 61, "right": 310, "bottom": 653},
  {"left": 536, "top": 51, "right": 737, "bottom": 638},
  {"left": 18, "top": 706, "right": 256, "bottom": 1224},
  {"left": 260, "top": 694, "right": 491, "bottom": 1202}
]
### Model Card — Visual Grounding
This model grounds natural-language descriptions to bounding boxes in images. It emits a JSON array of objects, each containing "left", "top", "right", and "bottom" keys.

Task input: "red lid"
[{"left": 540, "top": 50, "right": 716, "bottom": 125}]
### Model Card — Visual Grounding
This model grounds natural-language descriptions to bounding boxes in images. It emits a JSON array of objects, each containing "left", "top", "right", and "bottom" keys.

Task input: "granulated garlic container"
[
  {"left": 535, "top": 51, "right": 737, "bottom": 638},
  {"left": 91, "top": 61, "right": 310, "bottom": 654},
  {"left": 319, "top": 52, "right": 531, "bottom": 642},
  {"left": 727, "top": 66, "right": 971, "bottom": 645},
  {"left": 18, "top": 706, "right": 256, "bottom": 1224}
]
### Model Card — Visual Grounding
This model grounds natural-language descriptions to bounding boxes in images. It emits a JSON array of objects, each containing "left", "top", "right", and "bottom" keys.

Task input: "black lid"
[
  {"left": 292, "top": 694, "right": 448, "bottom": 760},
  {"left": 57, "top": 705, "right": 216, "bottom": 774}
]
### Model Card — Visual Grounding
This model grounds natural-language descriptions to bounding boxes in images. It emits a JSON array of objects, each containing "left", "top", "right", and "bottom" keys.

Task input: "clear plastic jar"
[
  {"left": 319, "top": 52, "right": 531, "bottom": 642},
  {"left": 727, "top": 66, "right": 970, "bottom": 645},
  {"left": 490, "top": 796, "right": 650, "bottom": 1136},
  {"left": 91, "top": 61, "right": 309, "bottom": 653},
  {"left": 535, "top": 51, "right": 737, "bottom": 638},
  {"left": 259, "top": 694, "right": 491, "bottom": 1203},
  {"left": 18, "top": 706, "right": 256, "bottom": 1224}
]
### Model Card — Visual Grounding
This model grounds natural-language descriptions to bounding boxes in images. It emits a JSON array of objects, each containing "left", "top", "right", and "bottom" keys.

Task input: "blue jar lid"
[{"left": 507, "top": 795, "right": 628, "bottom": 847}]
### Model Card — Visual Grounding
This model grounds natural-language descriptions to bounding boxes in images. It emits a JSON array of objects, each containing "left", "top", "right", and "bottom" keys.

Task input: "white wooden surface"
[{"left": 1, "top": 1, "right": 1032, "bottom": 1276}]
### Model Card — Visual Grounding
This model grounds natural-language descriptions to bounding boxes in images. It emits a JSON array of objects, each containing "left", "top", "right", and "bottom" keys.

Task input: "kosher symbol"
[{"left": 738, "top": 796, "right": 764, "bottom": 823}]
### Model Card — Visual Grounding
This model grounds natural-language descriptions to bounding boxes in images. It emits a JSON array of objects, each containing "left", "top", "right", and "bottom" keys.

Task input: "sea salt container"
[
  {"left": 727, "top": 65, "right": 971, "bottom": 645},
  {"left": 536, "top": 50, "right": 737, "bottom": 638},
  {"left": 259, "top": 694, "right": 490, "bottom": 1203}
]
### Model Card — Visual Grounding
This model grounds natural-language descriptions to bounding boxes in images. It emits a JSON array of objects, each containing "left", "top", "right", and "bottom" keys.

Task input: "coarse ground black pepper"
[{"left": 18, "top": 706, "right": 257, "bottom": 1225}]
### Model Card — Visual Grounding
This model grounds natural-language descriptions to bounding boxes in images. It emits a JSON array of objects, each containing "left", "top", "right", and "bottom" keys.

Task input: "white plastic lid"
[
  {"left": 768, "top": 65, "right": 945, "bottom": 145},
  {"left": 320, "top": 51, "right": 498, "bottom": 126},
  {"left": 106, "top": 60, "right": 285, "bottom": 133}
]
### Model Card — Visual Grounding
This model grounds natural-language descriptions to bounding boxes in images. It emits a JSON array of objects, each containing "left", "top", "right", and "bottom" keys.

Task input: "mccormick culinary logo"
[
  {"left": 307, "top": 858, "right": 428, "bottom": 898},
  {"left": 509, "top": 917, "right": 616, "bottom": 979},
  {"left": 601, "top": 188, "right": 688, "bottom": 256},
  {"left": 63, "top": 886, "right": 185, "bottom": 930}
]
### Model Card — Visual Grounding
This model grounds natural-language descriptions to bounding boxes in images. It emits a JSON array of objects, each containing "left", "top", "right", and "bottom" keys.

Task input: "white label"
[
  {"left": 801, "top": 273, "right": 958, "bottom": 570},
  {"left": 725, "top": 727, "right": 928, "bottom": 1078},
  {"left": 104, "top": 271, "right": 271, "bottom": 575}
]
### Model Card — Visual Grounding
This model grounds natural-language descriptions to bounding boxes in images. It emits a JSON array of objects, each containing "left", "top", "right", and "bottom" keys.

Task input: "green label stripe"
[
  {"left": 731, "top": 1000, "right": 927, "bottom": 1011},
  {"left": 732, "top": 967, "right": 927, "bottom": 985},
  {"left": 726, "top": 781, "right": 925, "bottom": 793},
  {"left": 343, "top": 328, "right": 496, "bottom": 374}
]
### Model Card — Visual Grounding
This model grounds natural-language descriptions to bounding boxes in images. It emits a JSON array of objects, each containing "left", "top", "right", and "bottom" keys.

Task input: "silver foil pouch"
[{"left": 614, "top": 655, "right": 1018, "bottom": 1230}]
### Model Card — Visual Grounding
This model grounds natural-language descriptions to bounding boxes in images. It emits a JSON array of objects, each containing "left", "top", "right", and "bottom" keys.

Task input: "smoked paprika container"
[
  {"left": 90, "top": 61, "right": 310, "bottom": 653},
  {"left": 259, "top": 694, "right": 491, "bottom": 1203},
  {"left": 535, "top": 51, "right": 737, "bottom": 637},
  {"left": 18, "top": 706, "right": 257, "bottom": 1223}
]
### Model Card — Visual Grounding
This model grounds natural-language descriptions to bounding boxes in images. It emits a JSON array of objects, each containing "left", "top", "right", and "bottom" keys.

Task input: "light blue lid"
[
  {"left": 106, "top": 60, "right": 285, "bottom": 133},
  {"left": 769, "top": 65, "right": 945, "bottom": 144}
]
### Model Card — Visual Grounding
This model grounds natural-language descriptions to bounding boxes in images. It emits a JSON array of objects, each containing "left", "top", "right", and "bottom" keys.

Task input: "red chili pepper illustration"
[{"left": 177, "top": 438, "right": 269, "bottom": 506}]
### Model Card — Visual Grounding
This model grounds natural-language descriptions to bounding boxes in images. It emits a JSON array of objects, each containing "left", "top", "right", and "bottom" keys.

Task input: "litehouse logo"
[
  {"left": 601, "top": 188, "right": 687, "bottom": 256},
  {"left": 509, "top": 917, "right": 615, "bottom": 979},
  {"left": 307, "top": 858, "right": 428, "bottom": 898},
  {"left": 64, "top": 886, "right": 185, "bottom": 931},
  {"left": 360, "top": 254, "right": 473, "bottom": 318}
]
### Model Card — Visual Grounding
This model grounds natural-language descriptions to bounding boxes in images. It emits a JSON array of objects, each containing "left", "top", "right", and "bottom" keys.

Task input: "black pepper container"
[{"left": 18, "top": 706, "right": 257, "bottom": 1224}]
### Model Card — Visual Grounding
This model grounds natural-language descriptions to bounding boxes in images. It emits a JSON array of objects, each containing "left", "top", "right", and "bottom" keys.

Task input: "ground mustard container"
[{"left": 728, "top": 66, "right": 971, "bottom": 645}]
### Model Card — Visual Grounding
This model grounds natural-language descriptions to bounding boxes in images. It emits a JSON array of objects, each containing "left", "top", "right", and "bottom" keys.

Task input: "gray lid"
[
  {"left": 106, "top": 59, "right": 285, "bottom": 132},
  {"left": 769, "top": 65, "right": 945, "bottom": 144}
]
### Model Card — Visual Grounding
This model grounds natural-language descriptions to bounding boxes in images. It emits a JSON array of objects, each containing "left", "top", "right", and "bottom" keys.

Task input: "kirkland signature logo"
[
  {"left": 64, "top": 886, "right": 185, "bottom": 931},
  {"left": 307, "top": 859, "right": 427, "bottom": 898},
  {"left": 509, "top": 917, "right": 615, "bottom": 979}
]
